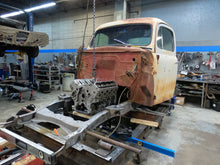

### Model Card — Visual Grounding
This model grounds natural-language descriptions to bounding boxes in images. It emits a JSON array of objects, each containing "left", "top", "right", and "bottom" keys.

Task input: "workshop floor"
[{"left": 0, "top": 90, "right": 220, "bottom": 165}]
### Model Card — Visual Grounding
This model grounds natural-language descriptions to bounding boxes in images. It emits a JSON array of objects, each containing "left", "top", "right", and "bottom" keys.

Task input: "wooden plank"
[
  {"left": 73, "top": 111, "right": 92, "bottom": 119},
  {"left": 0, "top": 138, "right": 16, "bottom": 149},
  {"left": 12, "top": 155, "right": 45, "bottom": 165},
  {"left": 12, "top": 155, "right": 36, "bottom": 165},
  {"left": 130, "top": 118, "right": 159, "bottom": 127}
]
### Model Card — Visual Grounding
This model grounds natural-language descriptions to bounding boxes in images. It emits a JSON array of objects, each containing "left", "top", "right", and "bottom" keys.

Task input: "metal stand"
[{"left": 26, "top": 12, "right": 35, "bottom": 83}]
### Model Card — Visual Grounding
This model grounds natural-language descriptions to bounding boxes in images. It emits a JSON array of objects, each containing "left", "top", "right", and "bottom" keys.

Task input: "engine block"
[{"left": 71, "top": 79, "right": 118, "bottom": 115}]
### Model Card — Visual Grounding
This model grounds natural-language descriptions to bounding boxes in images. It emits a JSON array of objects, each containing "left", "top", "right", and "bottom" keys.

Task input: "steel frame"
[{"left": 0, "top": 97, "right": 174, "bottom": 165}]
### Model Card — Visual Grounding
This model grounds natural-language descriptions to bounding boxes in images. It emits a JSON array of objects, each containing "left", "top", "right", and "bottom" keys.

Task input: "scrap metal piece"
[{"left": 98, "top": 140, "right": 113, "bottom": 151}]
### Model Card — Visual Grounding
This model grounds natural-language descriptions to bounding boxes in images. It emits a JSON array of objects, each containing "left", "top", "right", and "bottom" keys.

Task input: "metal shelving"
[
  {"left": 33, "top": 64, "right": 60, "bottom": 89},
  {"left": 176, "top": 78, "right": 220, "bottom": 108}
]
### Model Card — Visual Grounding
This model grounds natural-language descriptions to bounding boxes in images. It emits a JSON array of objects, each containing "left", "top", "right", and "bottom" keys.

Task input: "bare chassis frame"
[{"left": 0, "top": 97, "right": 168, "bottom": 165}]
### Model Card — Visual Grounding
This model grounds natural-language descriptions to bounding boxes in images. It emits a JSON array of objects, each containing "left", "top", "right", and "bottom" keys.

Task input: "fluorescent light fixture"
[
  {"left": 24, "top": 2, "right": 56, "bottom": 12},
  {"left": 0, "top": 2, "right": 56, "bottom": 18},
  {"left": 1, "top": 11, "right": 24, "bottom": 18}
]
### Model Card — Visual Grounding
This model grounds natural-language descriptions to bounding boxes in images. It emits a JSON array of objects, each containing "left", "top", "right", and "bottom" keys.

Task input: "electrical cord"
[
  {"left": 107, "top": 88, "right": 128, "bottom": 137},
  {"left": 118, "top": 87, "right": 128, "bottom": 105},
  {"left": 107, "top": 115, "right": 121, "bottom": 137}
]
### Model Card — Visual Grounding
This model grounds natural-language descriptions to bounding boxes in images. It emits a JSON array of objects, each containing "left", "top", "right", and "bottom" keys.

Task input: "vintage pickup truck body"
[{"left": 77, "top": 17, "right": 177, "bottom": 106}]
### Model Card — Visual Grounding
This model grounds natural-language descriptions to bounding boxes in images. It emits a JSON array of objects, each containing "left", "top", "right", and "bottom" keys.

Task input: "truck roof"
[{"left": 96, "top": 17, "right": 170, "bottom": 30}]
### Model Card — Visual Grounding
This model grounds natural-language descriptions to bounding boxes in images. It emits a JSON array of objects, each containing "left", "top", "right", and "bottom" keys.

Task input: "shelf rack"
[
  {"left": 33, "top": 64, "right": 60, "bottom": 89},
  {"left": 176, "top": 78, "right": 220, "bottom": 108}
]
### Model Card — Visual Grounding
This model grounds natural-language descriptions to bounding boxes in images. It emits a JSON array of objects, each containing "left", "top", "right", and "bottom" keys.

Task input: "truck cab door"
[{"left": 154, "top": 24, "right": 177, "bottom": 104}]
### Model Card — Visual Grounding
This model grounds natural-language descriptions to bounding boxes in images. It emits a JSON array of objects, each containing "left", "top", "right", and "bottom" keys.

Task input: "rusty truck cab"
[{"left": 78, "top": 17, "right": 177, "bottom": 107}]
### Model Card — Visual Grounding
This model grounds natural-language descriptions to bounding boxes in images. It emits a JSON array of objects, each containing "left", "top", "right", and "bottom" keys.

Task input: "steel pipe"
[
  {"left": 98, "top": 140, "right": 113, "bottom": 150},
  {"left": 86, "top": 131, "right": 141, "bottom": 154}
]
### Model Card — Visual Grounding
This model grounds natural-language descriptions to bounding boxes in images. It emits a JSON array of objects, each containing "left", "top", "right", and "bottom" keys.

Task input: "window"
[
  {"left": 94, "top": 33, "right": 109, "bottom": 47},
  {"left": 91, "top": 24, "right": 152, "bottom": 47},
  {"left": 157, "top": 26, "right": 174, "bottom": 51}
]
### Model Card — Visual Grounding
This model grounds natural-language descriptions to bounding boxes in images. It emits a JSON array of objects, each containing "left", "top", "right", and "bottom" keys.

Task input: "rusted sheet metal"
[
  {"left": 78, "top": 46, "right": 147, "bottom": 87},
  {"left": 78, "top": 17, "right": 177, "bottom": 107},
  {"left": 153, "top": 52, "right": 177, "bottom": 105},
  {"left": 78, "top": 46, "right": 165, "bottom": 106},
  {"left": 0, "top": 25, "right": 49, "bottom": 47},
  {"left": 78, "top": 46, "right": 177, "bottom": 106}
]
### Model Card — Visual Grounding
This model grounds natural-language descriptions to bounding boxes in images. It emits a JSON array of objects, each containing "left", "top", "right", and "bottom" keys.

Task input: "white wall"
[
  {"left": 34, "top": 4, "right": 114, "bottom": 50},
  {"left": 141, "top": 0, "right": 220, "bottom": 46},
  {"left": 34, "top": 0, "right": 220, "bottom": 50}
]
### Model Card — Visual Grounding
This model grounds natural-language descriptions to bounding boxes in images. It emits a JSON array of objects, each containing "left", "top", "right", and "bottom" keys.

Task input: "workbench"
[{"left": 176, "top": 78, "right": 220, "bottom": 108}]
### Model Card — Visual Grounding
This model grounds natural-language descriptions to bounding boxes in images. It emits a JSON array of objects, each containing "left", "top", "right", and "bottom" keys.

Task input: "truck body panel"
[{"left": 78, "top": 17, "right": 177, "bottom": 106}]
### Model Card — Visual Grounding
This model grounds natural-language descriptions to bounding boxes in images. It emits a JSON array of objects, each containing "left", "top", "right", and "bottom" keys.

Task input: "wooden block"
[
  {"left": 27, "top": 157, "right": 45, "bottom": 165},
  {"left": 0, "top": 138, "right": 16, "bottom": 149},
  {"left": 175, "top": 97, "right": 185, "bottom": 105},
  {"left": 130, "top": 118, "right": 159, "bottom": 127},
  {"left": 12, "top": 155, "right": 45, "bottom": 165},
  {"left": 12, "top": 155, "right": 35, "bottom": 165},
  {"left": 73, "top": 111, "right": 91, "bottom": 119}
]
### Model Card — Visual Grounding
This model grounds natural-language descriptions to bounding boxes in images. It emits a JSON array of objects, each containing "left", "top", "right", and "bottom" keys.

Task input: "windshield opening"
[{"left": 90, "top": 24, "right": 152, "bottom": 47}]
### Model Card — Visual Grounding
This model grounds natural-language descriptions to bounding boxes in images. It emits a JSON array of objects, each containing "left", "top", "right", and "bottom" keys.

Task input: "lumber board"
[
  {"left": 130, "top": 118, "right": 159, "bottom": 127},
  {"left": 12, "top": 155, "right": 45, "bottom": 165},
  {"left": 0, "top": 138, "right": 15, "bottom": 149},
  {"left": 73, "top": 111, "right": 91, "bottom": 119}
]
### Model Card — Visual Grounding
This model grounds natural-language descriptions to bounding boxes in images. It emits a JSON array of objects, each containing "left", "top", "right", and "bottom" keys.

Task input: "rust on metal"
[
  {"left": 86, "top": 130, "right": 141, "bottom": 154},
  {"left": 78, "top": 17, "right": 177, "bottom": 107},
  {"left": 78, "top": 46, "right": 157, "bottom": 106},
  {"left": 0, "top": 25, "right": 49, "bottom": 47},
  {"left": 98, "top": 140, "right": 113, "bottom": 150}
]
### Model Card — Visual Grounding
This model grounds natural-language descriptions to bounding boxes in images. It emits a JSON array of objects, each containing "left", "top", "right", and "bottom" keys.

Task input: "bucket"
[{"left": 63, "top": 73, "right": 75, "bottom": 92}]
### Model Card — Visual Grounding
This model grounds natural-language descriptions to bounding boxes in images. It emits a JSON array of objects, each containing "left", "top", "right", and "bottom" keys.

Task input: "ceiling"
[
  {"left": 0, "top": 0, "right": 114, "bottom": 20},
  {"left": 0, "top": 0, "right": 171, "bottom": 22}
]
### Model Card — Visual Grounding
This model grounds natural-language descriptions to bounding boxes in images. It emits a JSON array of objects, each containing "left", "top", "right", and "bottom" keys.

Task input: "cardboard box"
[
  {"left": 177, "top": 74, "right": 185, "bottom": 78},
  {"left": 175, "top": 97, "right": 185, "bottom": 105}
]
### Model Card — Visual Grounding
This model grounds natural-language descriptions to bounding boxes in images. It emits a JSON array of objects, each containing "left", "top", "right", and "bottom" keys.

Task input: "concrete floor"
[{"left": 0, "top": 90, "right": 220, "bottom": 165}]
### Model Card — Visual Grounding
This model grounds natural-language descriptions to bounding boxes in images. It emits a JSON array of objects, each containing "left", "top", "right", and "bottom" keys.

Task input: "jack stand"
[
  {"left": 18, "top": 92, "right": 25, "bottom": 103},
  {"left": 29, "top": 90, "right": 35, "bottom": 100}
]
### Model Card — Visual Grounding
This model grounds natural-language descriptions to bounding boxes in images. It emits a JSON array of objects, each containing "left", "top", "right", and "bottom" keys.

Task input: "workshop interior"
[{"left": 0, "top": 0, "right": 220, "bottom": 165}]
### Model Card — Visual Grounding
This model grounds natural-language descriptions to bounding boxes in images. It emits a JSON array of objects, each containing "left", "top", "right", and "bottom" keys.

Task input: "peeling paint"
[{"left": 78, "top": 18, "right": 177, "bottom": 106}]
